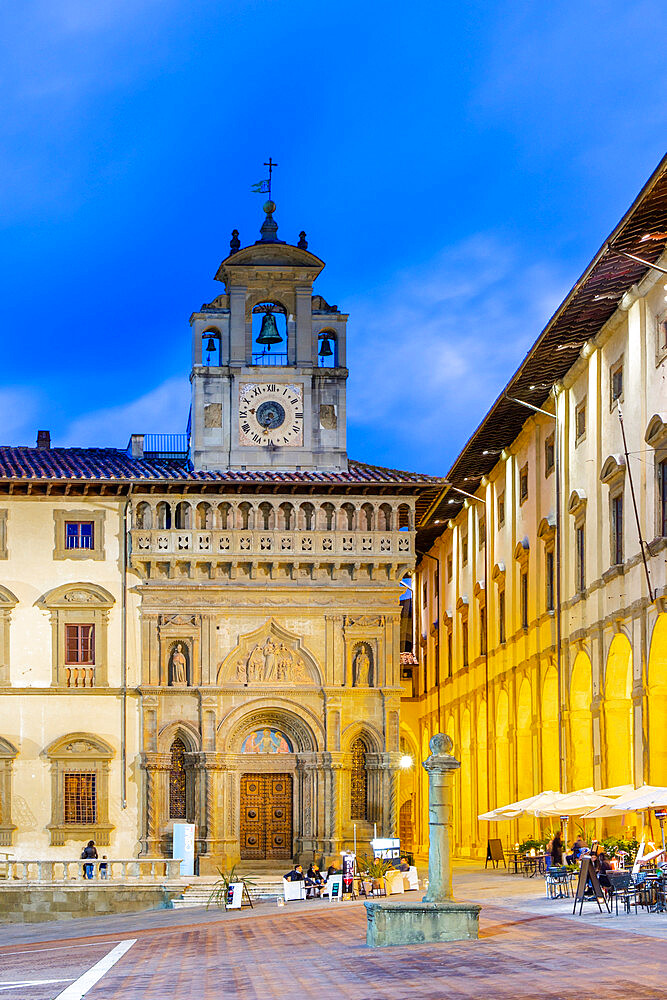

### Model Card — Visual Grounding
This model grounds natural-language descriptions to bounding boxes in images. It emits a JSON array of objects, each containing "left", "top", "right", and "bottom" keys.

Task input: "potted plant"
[{"left": 357, "top": 854, "right": 395, "bottom": 893}]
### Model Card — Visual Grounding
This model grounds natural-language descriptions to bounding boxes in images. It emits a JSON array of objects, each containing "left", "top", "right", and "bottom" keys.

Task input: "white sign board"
[
  {"left": 226, "top": 882, "right": 244, "bottom": 909},
  {"left": 172, "top": 822, "right": 196, "bottom": 876}
]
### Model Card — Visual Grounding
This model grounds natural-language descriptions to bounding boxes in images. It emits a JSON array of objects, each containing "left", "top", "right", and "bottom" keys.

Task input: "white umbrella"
[
  {"left": 530, "top": 788, "right": 616, "bottom": 818},
  {"left": 478, "top": 790, "right": 557, "bottom": 822},
  {"left": 584, "top": 784, "right": 667, "bottom": 819}
]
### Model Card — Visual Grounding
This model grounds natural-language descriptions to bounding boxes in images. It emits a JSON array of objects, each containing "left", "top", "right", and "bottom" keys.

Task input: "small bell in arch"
[
  {"left": 205, "top": 337, "right": 217, "bottom": 353},
  {"left": 318, "top": 335, "right": 334, "bottom": 358},
  {"left": 256, "top": 311, "right": 283, "bottom": 350}
]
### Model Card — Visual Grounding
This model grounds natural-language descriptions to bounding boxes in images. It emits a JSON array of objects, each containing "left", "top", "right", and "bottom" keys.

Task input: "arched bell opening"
[
  {"left": 317, "top": 329, "right": 338, "bottom": 367},
  {"left": 201, "top": 328, "right": 221, "bottom": 366},
  {"left": 252, "top": 302, "right": 288, "bottom": 366}
]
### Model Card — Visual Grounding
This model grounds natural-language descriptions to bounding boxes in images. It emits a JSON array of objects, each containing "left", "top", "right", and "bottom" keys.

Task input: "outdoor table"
[
  {"left": 507, "top": 851, "right": 522, "bottom": 874},
  {"left": 522, "top": 854, "right": 547, "bottom": 877}
]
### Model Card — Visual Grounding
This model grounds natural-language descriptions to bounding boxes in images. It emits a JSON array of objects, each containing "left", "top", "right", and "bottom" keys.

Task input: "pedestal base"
[{"left": 364, "top": 899, "right": 481, "bottom": 948}]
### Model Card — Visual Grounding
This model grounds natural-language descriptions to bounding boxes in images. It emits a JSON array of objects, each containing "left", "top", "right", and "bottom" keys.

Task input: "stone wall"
[{"left": 0, "top": 885, "right": 180, "bottom": 923}]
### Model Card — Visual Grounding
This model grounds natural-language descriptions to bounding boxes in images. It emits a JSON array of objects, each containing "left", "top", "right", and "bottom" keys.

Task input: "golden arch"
[
  {"left": 604, "top": 633, "right": 634, "bottom": 787},
  {"left": 648, "top": 613, "right": 667, "bottom": 785}
]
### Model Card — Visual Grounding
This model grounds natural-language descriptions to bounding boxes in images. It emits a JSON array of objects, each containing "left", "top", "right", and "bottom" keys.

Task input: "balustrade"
[{"left": 0, "top": 857, "right": 182, "bottom": 883}]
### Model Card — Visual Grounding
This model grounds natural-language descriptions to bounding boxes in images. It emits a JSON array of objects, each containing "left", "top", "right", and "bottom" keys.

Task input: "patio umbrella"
[
  {"left": 584, "top": 784, "right": 667, "bottom": 819},
  {"left": 477, "top": 790, "right": 557, "bottom": 821},
  {"left": 530, "top": 788, "right": 617, "bottom": 817}
]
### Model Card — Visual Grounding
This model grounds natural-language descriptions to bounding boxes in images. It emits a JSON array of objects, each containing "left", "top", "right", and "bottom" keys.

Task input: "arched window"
[
  {"left": 350, "top": 738, "right": 368, "bottom": 820},
  {"left": 317, "top": 330, "right": 338, "bottom": 367},
  {"left": 252, "top": 302, "right": 288, "bottom": 365},
  {"left": 169, "top": 738, "right": 187, "bottom": 820}
]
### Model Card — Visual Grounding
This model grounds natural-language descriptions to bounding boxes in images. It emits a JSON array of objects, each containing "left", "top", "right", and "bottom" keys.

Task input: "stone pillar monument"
[{"left": 365, "top": 733, "right": 480, "bottom": 948}]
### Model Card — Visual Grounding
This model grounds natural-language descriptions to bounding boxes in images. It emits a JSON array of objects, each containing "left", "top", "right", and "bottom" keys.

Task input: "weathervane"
[{"left": 251, "top": 158, "right": 278, "bottom": 200}]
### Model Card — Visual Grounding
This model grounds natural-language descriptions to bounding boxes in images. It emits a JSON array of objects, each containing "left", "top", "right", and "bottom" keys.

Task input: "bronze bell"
[
  {"left": 256, "top": 312, "right": 283, "bottom": 350},
  {"left": 318, "top": 335, "right": 333, "bottom": 358},
  {"left": 205, "top": 337, "right": 216, "bottom": 353}
]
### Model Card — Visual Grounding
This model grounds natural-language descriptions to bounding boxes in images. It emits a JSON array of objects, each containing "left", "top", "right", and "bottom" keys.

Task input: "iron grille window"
[
  {"left": 65, "top": 624, "right": 95, "bottom": 664},
  {"left": 545, "top": 435, "right": 555, "bottom": 476},
  {"left": 65, "top": 521, "right": 94, "bottom": 549},
  {"left": 545, "top": 551, "right": 554, "bottom": 612},
  {"left": 660, "top": 460, "right": 667, "bottom": 537},
  {"left": 169, "top": 738, "right": 187, "bottom": 819},
  {"left": 350, "top": 739, "right": 368, "bottom": 820},
  {"left": 446, "top": 555, "right": 453, "bottom": 582},
  {"left": 498, "top": 495, "right": 505, "bottom": 528},
  {"left": 576, "top": 525, "right": 585, "bottom": 592},
  {"left": 611, "top": 363, "right": 623, "bottom": 405},
  {"left": 64, "top": 772, "right": 97, "bottom": 824},
  {"left": 498, "top": 590, "right": 506, "bottom": 644},
  {"left": 612, "top": 494, "right": 624, "bottom": 565},
  {"left": 479, "top": 518, "right": 486, "bottom": 547},
  {"left": 520, "top": 571, "right": 529, "bottom": 629}
]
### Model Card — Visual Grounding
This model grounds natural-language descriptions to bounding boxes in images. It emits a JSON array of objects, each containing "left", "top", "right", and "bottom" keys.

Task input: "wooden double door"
[{"left": 240, "top": 772, "right": 293, "bottom": 860}]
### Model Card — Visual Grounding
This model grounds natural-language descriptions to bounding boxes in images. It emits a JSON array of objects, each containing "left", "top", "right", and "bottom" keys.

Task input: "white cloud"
[
  {"left": 345, "top": 235, "right": 568, "bottom": 472},
  {"left": 0, "top": 388, "right": 41, "bottom": 446},
  {"left": 62, "top": 377, "right": 190, "bottom": 448}
]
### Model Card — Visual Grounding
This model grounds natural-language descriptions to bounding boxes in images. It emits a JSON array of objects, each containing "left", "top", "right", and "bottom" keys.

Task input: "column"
[{"left": 422, "top": 733, "right": 460, "bottom": 903}]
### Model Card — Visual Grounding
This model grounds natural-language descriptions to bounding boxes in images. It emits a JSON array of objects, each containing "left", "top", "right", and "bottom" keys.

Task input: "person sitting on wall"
[{"left": 284, "top": 864, "right": 305, "bottom": 882}]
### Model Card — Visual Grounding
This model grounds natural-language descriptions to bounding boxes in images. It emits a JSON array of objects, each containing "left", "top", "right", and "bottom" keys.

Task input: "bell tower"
[{"left": 189, "top": 200, "right": 348, "bottom": 472}]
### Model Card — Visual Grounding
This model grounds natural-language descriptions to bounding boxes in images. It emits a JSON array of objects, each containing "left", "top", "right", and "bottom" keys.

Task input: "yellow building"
[
  {"left": 0, "top": 203, "right": 446, "bottom": 868},
  {"left": 402, "top": 156, "right": 667, "bottom": 858}
]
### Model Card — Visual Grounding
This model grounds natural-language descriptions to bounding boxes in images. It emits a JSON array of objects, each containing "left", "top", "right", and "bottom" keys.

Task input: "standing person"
[
  {"left": 81, "top": 840, "right": 98, "bottom": 879},
  {"left": 550, "top": 830, "right": 564, "bottom": 866},
  {"left": 99, "top": 855, "right": 109, "bottom": 880}
]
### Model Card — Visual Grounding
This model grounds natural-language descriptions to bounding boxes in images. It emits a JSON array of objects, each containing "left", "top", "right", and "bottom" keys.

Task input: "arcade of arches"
[{"left": 400, "top": 612, "right": 667, "bottom": 858}]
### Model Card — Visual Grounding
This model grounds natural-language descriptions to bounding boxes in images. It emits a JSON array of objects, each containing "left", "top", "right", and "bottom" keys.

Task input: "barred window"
[
  {"left": 66, "top": 522, "right": 94, "bottom": 549},
  {"left": 350, "top": 738, "right": 368, "bottom": 821},
  {"left": 65, "top": 624, "right": 95, "bottom": 664},
  {"left": 64, "top": 772, "right": 97, "bottom": 824},
  {"left": 169, "top": 738, "right": 187, "bottom": 820}
]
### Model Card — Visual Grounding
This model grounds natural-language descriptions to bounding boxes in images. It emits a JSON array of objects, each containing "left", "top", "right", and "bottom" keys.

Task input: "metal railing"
[{"left": 251, "top": 353, "right": 290, "bottom": 366}]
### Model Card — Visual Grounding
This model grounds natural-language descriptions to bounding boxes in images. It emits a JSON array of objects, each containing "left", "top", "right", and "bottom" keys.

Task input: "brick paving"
[{"left": 2, "top": 870, "right": 667, "bottom": 999}]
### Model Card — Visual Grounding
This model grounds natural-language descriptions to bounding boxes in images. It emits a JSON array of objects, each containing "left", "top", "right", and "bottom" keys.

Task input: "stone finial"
[
  {"left": 230, "top": 229, "right": 240, "bottom": 253},
  {"left": 423, "top": 732, "right": 460, "bottom": 773},
  {"left": 259, "top": 200, "right": 279, "bottom": 242},
  {"left": 297, "top": 231, "right": 308, "bottom": 249}
]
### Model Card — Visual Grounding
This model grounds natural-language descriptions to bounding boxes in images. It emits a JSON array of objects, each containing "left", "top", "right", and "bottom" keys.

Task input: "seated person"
[
  {"left": 398, "top": 857, "right": 410, "bottom": 872},
  {"left": 595, "top": 852, "right": 613, "bottom": 888},
  {"left": 284, "top": 864, "right": 305, "bottom": 882},
  {"left": 326, "top": 862, "right": 341, "bottom": 878},
  {"left": 566, "top": 835, "right": 588, "bottom": 865},
  {"left": 306, "top": 863, "right": 325, "bottom": 897}
]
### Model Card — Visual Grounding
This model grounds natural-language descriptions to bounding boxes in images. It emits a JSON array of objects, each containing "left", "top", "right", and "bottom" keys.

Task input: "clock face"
[{"left": 238, "top": 383, "right": 304, "bottom": 447}]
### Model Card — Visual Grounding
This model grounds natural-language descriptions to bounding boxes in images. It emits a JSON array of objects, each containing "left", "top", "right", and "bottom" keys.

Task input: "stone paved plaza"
[{"left": 2, "top": 865, "right": 667, "bottom": 999}]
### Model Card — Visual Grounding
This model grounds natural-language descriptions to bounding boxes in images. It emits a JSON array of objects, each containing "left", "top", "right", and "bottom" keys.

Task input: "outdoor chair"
[
  {"left": 545, "top": 866, "right": 571, "bottom": 899},
  {"left": 385, "top": 870, "right": 405, "bottom": 895},
  {"left": 320, "top": 875, "right": 342, "bottom": 901},
  {"left": 402, "top": 866, "right": 419, "bottom": 892},
  {"left": 283, "top": 878, "right": 307, "bottom": 902}
]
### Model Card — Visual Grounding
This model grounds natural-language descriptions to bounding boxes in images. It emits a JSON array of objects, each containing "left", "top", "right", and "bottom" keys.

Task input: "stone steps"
[{"left": 171, "top": 878, "right": 284, "bottom": 909}]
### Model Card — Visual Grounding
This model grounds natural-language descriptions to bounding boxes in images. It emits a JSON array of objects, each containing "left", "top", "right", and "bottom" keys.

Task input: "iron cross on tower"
[{"left": 264, "top": 158, "right": 278, "bottom": 199}]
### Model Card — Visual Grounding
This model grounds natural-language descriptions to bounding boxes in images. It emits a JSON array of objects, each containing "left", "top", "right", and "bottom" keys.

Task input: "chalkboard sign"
[
  {"left": 572, "top": 857, "right": 609, "bottom": 915},
  {"left": 485, "top": 839, "right": 506, "bottom": 869}
]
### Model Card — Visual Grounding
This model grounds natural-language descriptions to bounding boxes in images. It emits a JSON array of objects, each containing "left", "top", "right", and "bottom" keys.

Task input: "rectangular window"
[
  {"left": 65, "top": 624, "right": 95, "bottom": 665},
  {"left": 544, "top": 435, "right": 555, "bottom": 476},
  {"left": 446, "top": 555, "right": 453, "bottom": 582},
  {"left": 498, "top": 590, "right": 506, "bottom": 644},
  {"left": 462, "top": 621, "right": 469, "bottom": 668},
  {"left": 545, "top": 550, "right": 554, "bottom": 612},
  {"left": 422, "top": 580, "right": 427, "bottom": 608},
  {"left": 576, "top": 525, "right": 585, "bottom": 592},
  {"left": 612, "top": 494, "right": 624, "bottom": 565},
  {"left": 659, "top": 460, "right": 667, "bottom": 537},
  {"left": 498, "top": 494, "right": 505, "bottom": 528},
  {"left": 519, "top": 465, "right": 529, "bottom": 504},
  {"left": 65, "top": 521, "right": 94, "bottom": 549},
  {"left": 64, "top": 772, "right": 97, "bottom": 824},
  {"left": 575, "top": 400, "right": 586, "bottom": 442},
  {"left": 610, "top": 361, "right": 623, "bottom": 406},
  {"left": 520, "top": 571, "right": 528, "bottom": 629},
  {"left": 479, "top": 517, "right": 486, "bottom": 548},
  {"left": 479, "top": 606, "right": 487, "bottom": 655},
  {"left": 446, "top": 630, "right": 452, "bottom": 678},
  {"left": 461, "top": 534, "right": 468, "bottom": 567}
]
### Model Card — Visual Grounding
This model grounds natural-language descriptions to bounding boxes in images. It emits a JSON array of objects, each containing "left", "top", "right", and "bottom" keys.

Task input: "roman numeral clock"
[{"left": 239, "top": 383, "right": 304, "bottom": 447}]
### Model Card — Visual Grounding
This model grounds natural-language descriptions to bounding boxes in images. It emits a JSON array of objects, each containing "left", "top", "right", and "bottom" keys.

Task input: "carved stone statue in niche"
[
  {"left": 353, "top": 643, "right": 373, "bottom": 687},
  {"left": 169, "top": 642, "right": 190, "bottom": 686}
]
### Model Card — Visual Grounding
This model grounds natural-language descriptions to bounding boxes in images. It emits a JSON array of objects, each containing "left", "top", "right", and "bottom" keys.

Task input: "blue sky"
[{"left": 1, "top": 0, "right": 666, "bottom": 475}]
